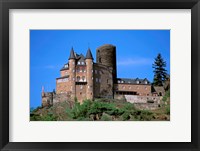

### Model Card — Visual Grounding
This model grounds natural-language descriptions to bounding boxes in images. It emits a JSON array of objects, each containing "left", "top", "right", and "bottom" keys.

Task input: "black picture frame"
[{"left": 0, "top": 0, "right": 199, "bottom": 151}]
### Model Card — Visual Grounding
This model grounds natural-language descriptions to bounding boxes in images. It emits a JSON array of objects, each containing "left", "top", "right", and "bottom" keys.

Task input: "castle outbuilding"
[{"left": 42, "top": 44, "right": 155, "bottom": 106}]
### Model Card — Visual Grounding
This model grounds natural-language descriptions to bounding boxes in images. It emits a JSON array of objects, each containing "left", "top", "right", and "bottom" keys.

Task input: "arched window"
[
  {"left": 82, "top": 76, "right": 85, "bottom": 82},
  {"left": 77, "top": 76, "right": 80, "bottom": 82}
]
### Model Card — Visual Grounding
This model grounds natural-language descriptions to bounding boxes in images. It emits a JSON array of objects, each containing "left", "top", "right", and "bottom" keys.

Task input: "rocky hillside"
[{"left": 30, "top": 96, "right": 170, "bottom": 121}]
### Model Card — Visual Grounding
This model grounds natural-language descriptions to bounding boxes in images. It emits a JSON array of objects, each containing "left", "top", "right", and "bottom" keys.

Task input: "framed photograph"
[{"left": 0, "top": 0, "right": 199, "bottom": 150}]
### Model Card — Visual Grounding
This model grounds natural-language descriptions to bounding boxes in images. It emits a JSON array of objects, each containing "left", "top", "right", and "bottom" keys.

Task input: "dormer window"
[
  {"left": 64, "top": 64, "right": 68, "bottom": 68},
  {"left": 136, "top": 80, "right": 139, "bottom": 84},
  {"left": 118, "top": 80, "right": 120, "bottom": 83},
  {"left": 144, "top": 81, "right": 148, "bottom": 84},
  {"left": 78, "top": 62, "right": 81, "bottom": 65},
  {"left": 121, "top": 81, "right": 124, "bottom": 83},
  {"left": 81, "top": 62, "right": 85, "bottom": 65}
]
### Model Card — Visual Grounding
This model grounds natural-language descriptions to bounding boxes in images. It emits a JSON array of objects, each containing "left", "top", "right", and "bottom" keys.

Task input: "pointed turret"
[
  {"left": 42, "top": 86, "right": 45, "bottom": 97},
  {"left": 85, "top": 48, "right": 93, "bottom": 60},
  {"left": 68, "top": 47, "right": 76, "bottom": 60}
]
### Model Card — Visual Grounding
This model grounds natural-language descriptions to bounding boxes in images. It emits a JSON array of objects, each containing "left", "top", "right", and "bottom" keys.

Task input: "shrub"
[
  {"left": 165, "top": 105, "right": 170, "bottom": 115},
  {"left": 162, "top": 90, "right": 170, "bottom": 102},
  {"left": 121, "top": 112, "right": 131, "bottom": 121},
  {"left": 101, "top": 113, "right": 112, "bottom": 121},
  {"left": 39, "top": 113, "right": 57, "bottom": 121}
]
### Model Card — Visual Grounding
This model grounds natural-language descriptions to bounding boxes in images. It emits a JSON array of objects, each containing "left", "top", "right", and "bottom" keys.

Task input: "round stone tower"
[
  {"left": 96, "top": 44, "right": 117, "bottom": 82},
  {"left": 68, "top": 47, "right": 76, "bottom": 99},
  {"left": 85, "top": 48, "right": 94, "bottom": 100}
]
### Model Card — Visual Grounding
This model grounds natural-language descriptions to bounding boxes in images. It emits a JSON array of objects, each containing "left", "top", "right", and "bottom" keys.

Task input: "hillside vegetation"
[{"left": 30, "top": 93, "right": 170, "bottom": 121}]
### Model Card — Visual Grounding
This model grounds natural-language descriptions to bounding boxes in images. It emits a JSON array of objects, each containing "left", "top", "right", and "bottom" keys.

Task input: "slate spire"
[
  {"left": 68, "top": 47, "right": 76, "bottom": 60},
  {"left": 85, "top": 48, "right": 93, "bottom": 60}
]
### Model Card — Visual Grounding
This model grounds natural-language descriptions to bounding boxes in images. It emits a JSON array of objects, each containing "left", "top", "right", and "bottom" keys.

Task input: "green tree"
[{"left": 152, "top": 53, "right": 167, "bottom": 86}]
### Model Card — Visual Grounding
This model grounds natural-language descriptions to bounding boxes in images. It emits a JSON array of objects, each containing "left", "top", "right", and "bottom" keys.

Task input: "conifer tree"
[{"left": 152, "top": 53, "right": 167, "bottom": 86}]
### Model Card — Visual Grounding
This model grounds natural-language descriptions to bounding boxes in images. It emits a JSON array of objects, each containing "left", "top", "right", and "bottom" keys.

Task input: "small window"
[
  {"left": 82, "top": 76, "right": 85, "bottom": 81},
  {"left": 78, "top": 62, "right": 81, "bottom": 65},
  {"left": 80, "top": 86, "right": 83, "bottom": 89},
  {"left": 136, "top": 80, "right": 139, "bottom": 84},
  {"left": 77, "top": 76, "right": 80, "bottom": 82},
  {"left": 96, "top": 78, "right": 98, "bottom": 82},
  {"left": 64, "top": 64, "right": 68, "bottom": 68},
  {"left": 73, "top": 70, "right": 75, "bottom": 72},
  {"left": 81, "top": 62, "right": 85, "bottom": 65},
  {"left": 99, "top": 57, "right": 101, "bottom": 63},
  {"left": 95, "top": 70, "right": 97, "bottom": 74},
  {"left": 118, "top": 80, "right": 120, "bottom": 83}
]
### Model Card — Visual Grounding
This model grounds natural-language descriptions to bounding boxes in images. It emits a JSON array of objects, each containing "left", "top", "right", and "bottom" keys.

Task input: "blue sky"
[{"left": 30, "top": 30, "right": 170, "bottom": 108}]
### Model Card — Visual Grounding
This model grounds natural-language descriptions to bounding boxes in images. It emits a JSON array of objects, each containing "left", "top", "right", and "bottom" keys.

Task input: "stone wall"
[
  {"left": 114, "top": 83, "right": 151, "bottom": 96},
  {"left": 124, "top": 95, "right": 161, "bottom": 104},
  {"left": 134, "top": 103, "right": 160, "bottom": 110},
  {"left": 94, "top": 64, "right": 113, "bottom": 98},
  {"left": 75, "top": 84, "right": 87, "bottom": 103},
  {"left": 42, "top": 92, "right": 71, "bottom": 107},
  {"left": 56, "top": 77, "right": 71, "bottom": 93},
  {"left": 42, "top": 92, "right": 54, "bottom": 107}
]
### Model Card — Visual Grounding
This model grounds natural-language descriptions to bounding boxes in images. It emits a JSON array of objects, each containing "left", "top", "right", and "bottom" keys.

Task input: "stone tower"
[
  {"left": 96, "top": 44, "right": 117, "bottom": 83},
  {"left": 68, "top": 47, "right": 76, "bottom": 99},
  {"left": 85, "top": 48, "right": 94, "bottom": 100}
]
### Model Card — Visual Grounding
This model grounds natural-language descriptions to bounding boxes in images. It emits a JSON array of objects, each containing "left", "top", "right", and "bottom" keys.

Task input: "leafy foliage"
[
  {"left": 162, "top": 90, "right": 170, "bottom": 102},
  {"left": 31, "top": 99, "right": 170, "bottom": 121}
]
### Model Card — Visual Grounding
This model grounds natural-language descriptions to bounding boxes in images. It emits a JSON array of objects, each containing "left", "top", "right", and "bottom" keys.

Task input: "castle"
[{"left": 42, "top": 44, "right": 166, "bottom": 107}]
